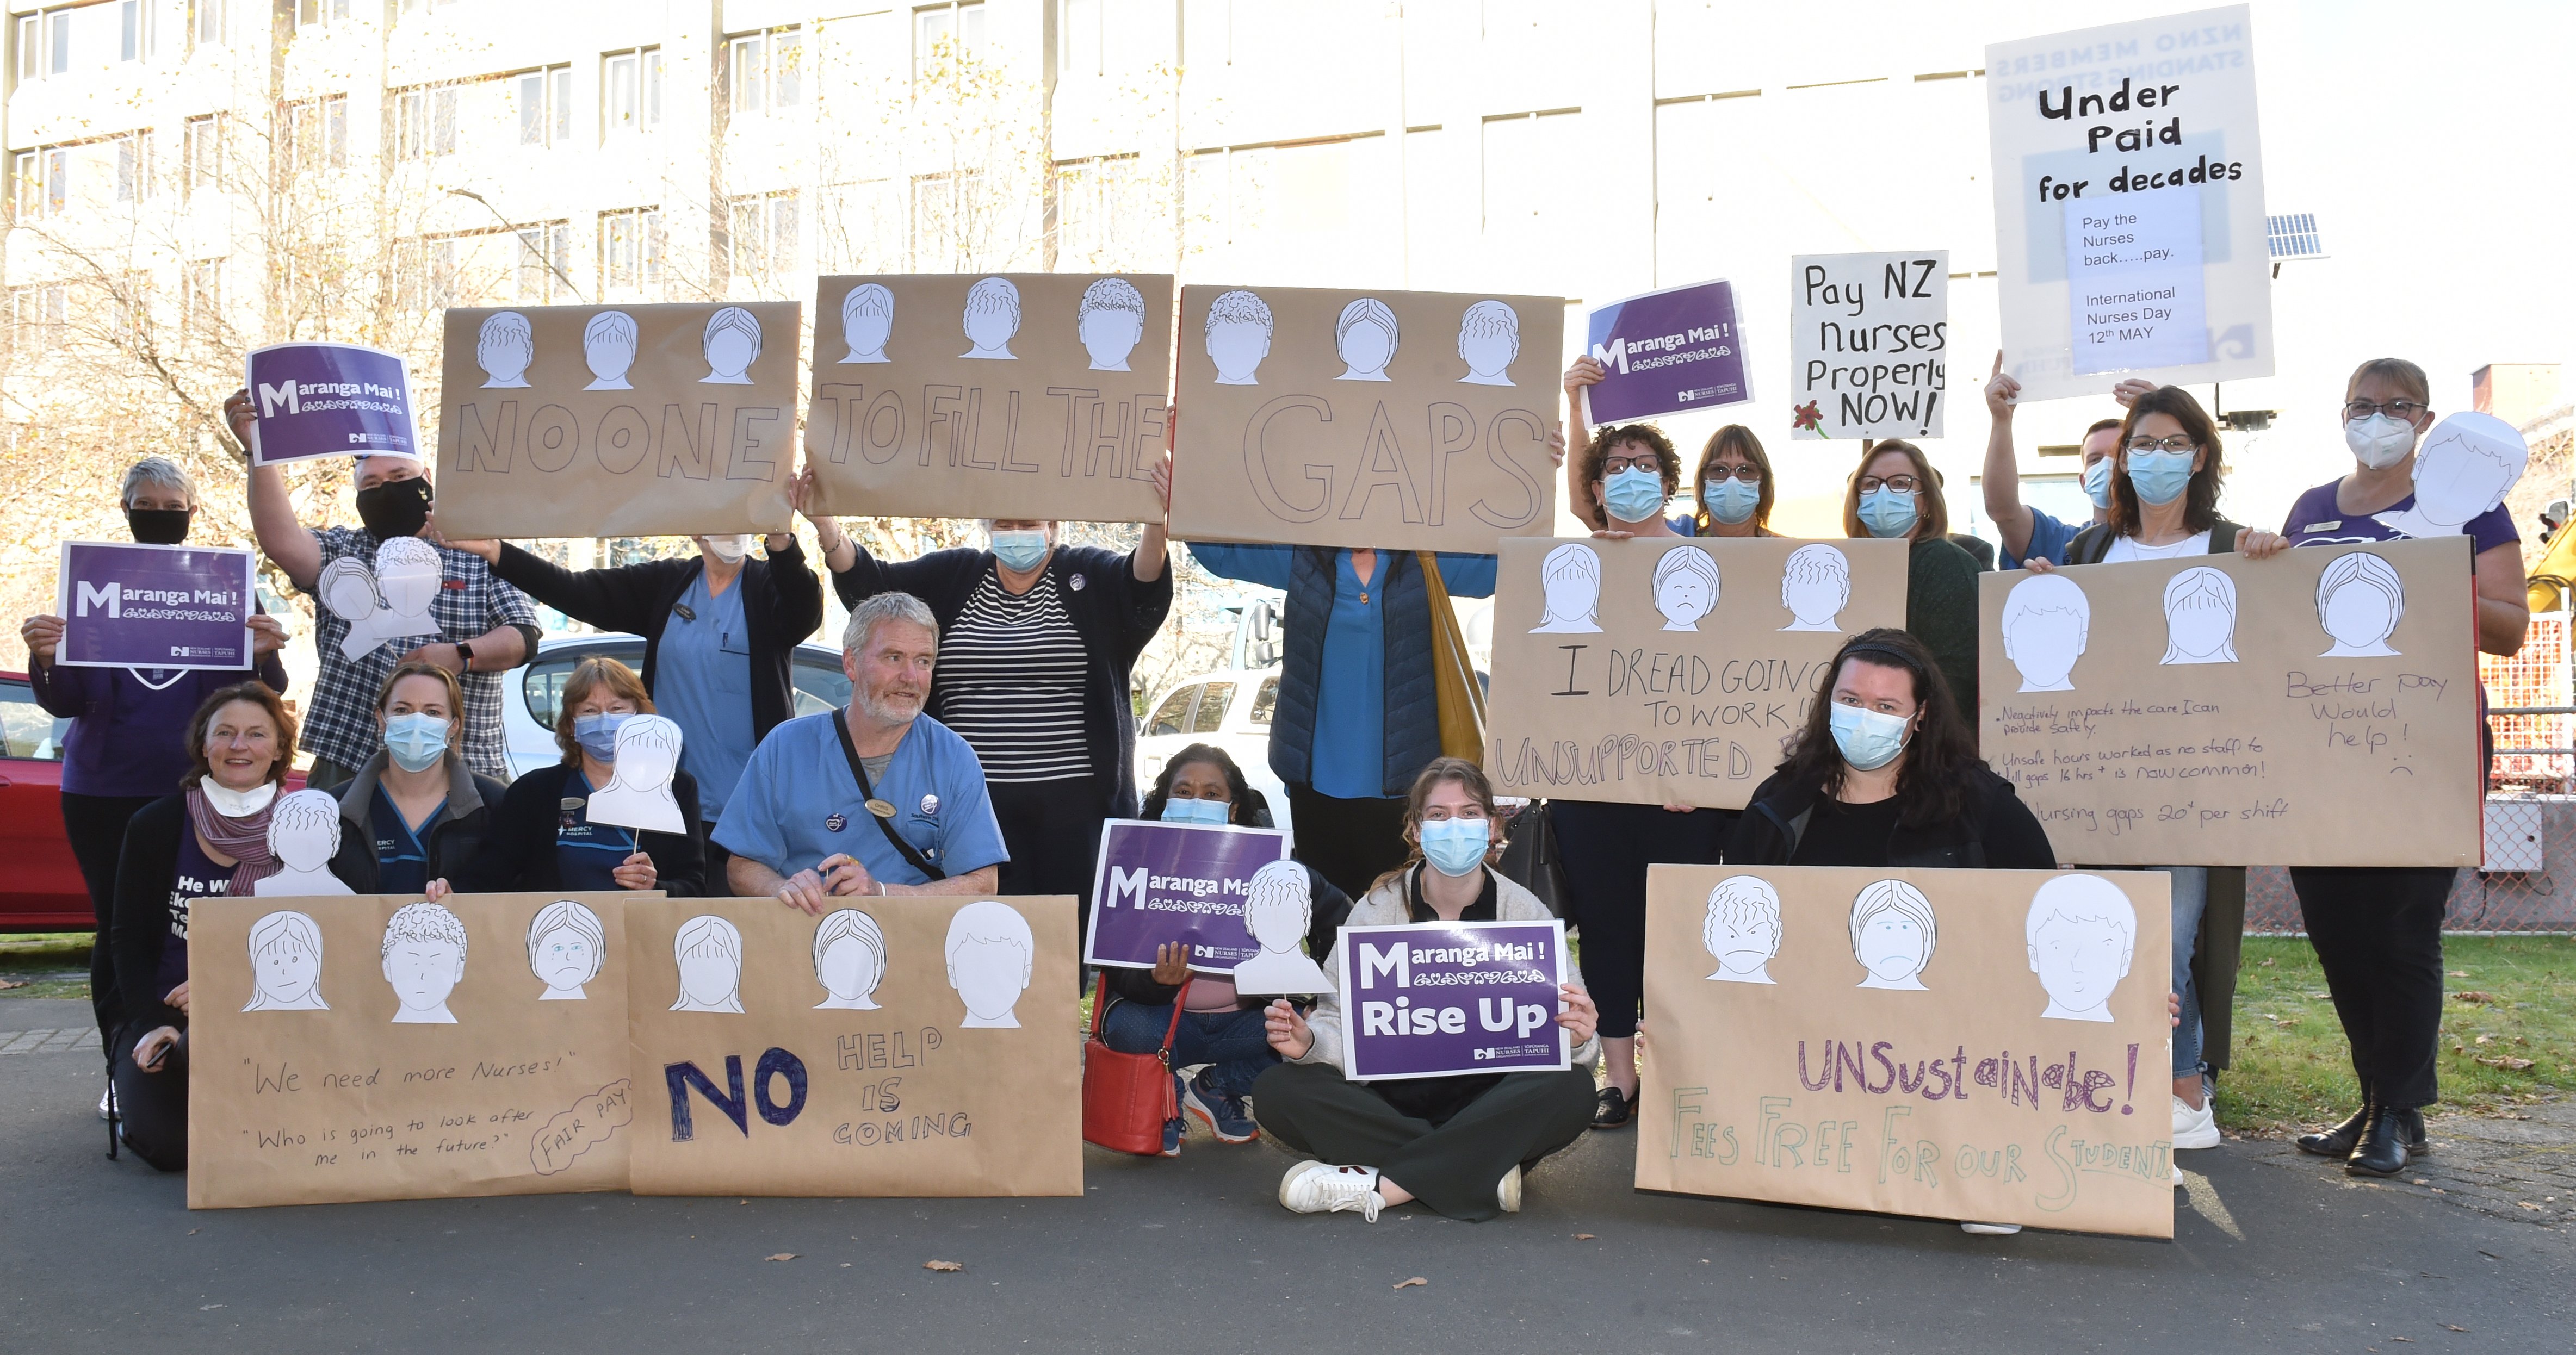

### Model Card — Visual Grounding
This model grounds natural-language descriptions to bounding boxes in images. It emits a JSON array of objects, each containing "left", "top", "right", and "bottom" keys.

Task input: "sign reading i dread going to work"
[
  {"left": 1637, "top": 865, "right": 2175, "bottom": 1239},
  {"left": 1336, "top": 919, "right": 1569, "bottom": 1081},
  {"left": 1788, "top": 252, "right": 1948, "bottom": 440},
  {"left": 803, "top": 274, "right": 1173, "bottom": 525},
  {"left": 1976, "top": 537, "right": 2482, "bottom": 867}
]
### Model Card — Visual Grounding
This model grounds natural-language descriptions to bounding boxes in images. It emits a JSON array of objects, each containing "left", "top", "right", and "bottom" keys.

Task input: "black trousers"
[
  {"left": 989, "top": 779, "right": 1111, "bottom": 985},
  {"left": 60, "top": 791, "right": 157, "bottom": 1048},
  {"left": 110, "top": 1023, "right": 188, "bottom": 1172},
  {"left": 1252, "top": 1062, "right": 1595, "bottom": 1221},
  {"left": 1286, "top": 787, "right": 1412, "bottom": 905},
  {"left": 701, "top": 828, "right": 732, "bottom": 886},
  {"left": 1548, "top": 800, "right": 1732, "bottom": 1041},
  {"left": 2290, "top": 866, "right": 2453, "bottom": 1110}
]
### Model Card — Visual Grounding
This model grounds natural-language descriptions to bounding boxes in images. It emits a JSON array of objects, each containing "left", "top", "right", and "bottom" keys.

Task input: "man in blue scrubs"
[{"left": 718, "top": 592, "right": 1007, "bottom": 909}]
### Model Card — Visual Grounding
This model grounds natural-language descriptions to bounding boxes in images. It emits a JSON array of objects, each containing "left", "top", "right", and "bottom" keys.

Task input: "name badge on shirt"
[{"left": 2303, "top": 520, "right": 2342, "bottom": 533}]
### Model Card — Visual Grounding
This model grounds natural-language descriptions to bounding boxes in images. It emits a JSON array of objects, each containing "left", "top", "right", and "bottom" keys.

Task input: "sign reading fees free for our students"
[
  {"left": 1335, "top": 920, "right": 1568, "bottom": 1081},
  {"left": 55, "top": 541, "right": 257, "bottom": 670}
]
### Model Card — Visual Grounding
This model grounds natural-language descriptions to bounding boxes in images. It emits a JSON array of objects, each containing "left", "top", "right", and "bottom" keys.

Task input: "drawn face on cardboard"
[
  {"left": 1206, "top": 319, "right": 1270, "bottom": 385},
  {"left": 319, "top": 560, "right": 379, "bottom": 623},
  {"left": 476, "top": 313, "right": 534, "bottom": 388},
  {"left": 701, "top": 308, "right": 762, "bottom": 383},
  {"left": 815, "top": 938, "right": 880, "bottom": 1005},
  {"left": 1532, "top": 543, "right": 1602, "bottom": 633},
  {"left": 1856, "top": 910, "right": 1929, "bottom": 984},
  {"left": 1779, "top": 546, "right": 1852, "bottom": 631},
  {"left": 532, "top": 927, "right": 595, "bottom": 994},
  {"left": 375, "top": 542, "right": 442, "bottom": 620},
  {"left": 2026, "top": 876, "right": 2135, "bottom": 1021},
  {"left": 2316, "top": 554, "right": 2405, "bottom": 657},
  {"left": 945, "top": 900, "right": 1033, "bottom": 1028},
  {"left": 2160, "top": 567, "right": 2239, "bottom": 664},
  {"left": 2410, "top": 415, "right": 2525, "bottom": 530},
  {"left": 2001, "top": 574, "right": 2089, "bottom": 692},
  {"left": 1078, "top": 308, "right": 1143, "bottom": 371},
  {"left": 961, "top": 279, "right": 1023, "bottom": 359},
  {"left": 1456, "top": 302, "right": 1520, "bottom": 385},
  {"left": 247, "top": 913, "right": 325, "bottom": 1010},
  {"left": 1652, "top": 549, "right": 1719, "bottom": 632},
  {"left": 583, "top": 312, "right": 639, "bottom": 390},
  {"left": 841, "top": 285, "right": 894, "bottom": 362},
  {"left": 1701, "top": 878, "right": 1781, "bottom": 983},
  {"left": 2324, "top": 586, "right": 2395, "bottom": 647},
  {"left": 1849, "top": 881, "right": 1935, "bottom": 990},
  {"left": 384, "top": 939, "right": 463, "bottom": 1017},
  {"left": 1335, "top": 312, "right": 1396, "bottom": 380}
]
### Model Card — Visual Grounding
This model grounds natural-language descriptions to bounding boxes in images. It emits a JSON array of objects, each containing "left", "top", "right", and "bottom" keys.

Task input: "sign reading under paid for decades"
[
  {"left": 803, "top": 273, "right": 1173, "bottom": 525},
  {"left": 1484, "top": 537, "right": 1911, "bottom": 810},
  {"left": 1985, "top": 4, "right": 2271, "bottom": 401},
  {"left": 185, "top": 893, "right": 637, "bottom": 1209},
  {"left": 1788, "top": 252, "right": 1948, "bottom": 440},
  {"left": 1168, "top": 284, "right": 1563, "bottom": 554},
  {"left": 1083, "top": 819, "right": 1293, "bottom": 975},
  {"left": 55, "top": 541, "right": 257, "bottom": 670},
  {"left": 624, "top": 896, "right": 1082, "bottom": 1198},
  {"left": 1580, "top": 279, "right": 1751, "bottom": 426},
  {"left": 1977, "top": 537, "right": 2481, "bottom": 867},
  {"left": 435, "top": 302, "right": 801, "bottom": 539},
  {"left": 245, "top": 342, "right": 422, "bottom": 467},
  {"left": 1336, "top": 919, "right": 1568, "bottom": 1081},
  {"left": 1637, "top": 865, "right": 2175, "bottom": 1239}
]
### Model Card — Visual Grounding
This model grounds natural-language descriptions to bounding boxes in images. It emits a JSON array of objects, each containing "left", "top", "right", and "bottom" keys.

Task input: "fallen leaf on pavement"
[
  {"left": 2477, "top": 1055, "right": 2536, "bottom": 1071},
  {"left": 2453, "top": 991, "right": 2497, "bottom": 1004},
  {"left": 1574, "top": 1233, "right": 1596, "bottom": 1240},
  {"left": 2516, "top": 1201, "right": 2542, "bottom": 1211},
  {"left": 2412, "top": 1179, "right": 2430, "bottom": 1185},
  {"left": 765, "top": 1253, "right": 797, "bottom": 1262},
  {"left": 2391, "top": 1337, "right": 2413, "bottom": 1344},
  {"left": 0, "top": 978, "right": 27, "bottom": 990},
  {"left": 1394, "top": 1277, "right": 1427, "bottom": 1289},
  {"left": 925, "top": 1260, "right": 964, "bottom": 1272},
  {"left": 2445, "top": 1326, "right": 2469, "bottom": 1333}
]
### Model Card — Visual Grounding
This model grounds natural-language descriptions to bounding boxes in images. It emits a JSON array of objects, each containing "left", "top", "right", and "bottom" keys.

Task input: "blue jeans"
[
  {"left": 2163, "top": 866, "right": 2210, "bottom": 1078},
  {"left": 1100, "top": 999, "right": 1279, "bottom": 1100}
]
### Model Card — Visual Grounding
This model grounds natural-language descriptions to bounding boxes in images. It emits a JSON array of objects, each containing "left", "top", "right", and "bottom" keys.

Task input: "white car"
[
  {"left": 500, "top": 632, "right": 852, "bottom": 779},
  {"left": 1134, "top": 667, "right": 1291, "bottom": 835}
]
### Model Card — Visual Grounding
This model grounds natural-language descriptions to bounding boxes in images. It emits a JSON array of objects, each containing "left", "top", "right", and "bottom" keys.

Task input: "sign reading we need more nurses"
[{"left": 1985, "top": 5, "right": 2271, "bottom": 402}]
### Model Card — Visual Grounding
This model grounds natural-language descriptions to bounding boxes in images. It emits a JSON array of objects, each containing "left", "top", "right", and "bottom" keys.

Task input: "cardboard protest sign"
[
  {"left": 246, "top": 342, "right": 422, "bottom": 466},
  {"left": 1484, "top": 537, "right": 1911, "bottom": 809},
  {"left": 1580, "top": 279, "right": 1751, "bottom": 425},
  {"left": 803, "top": 274, "right": 1172, "bottom": 525},
  {"left": 1168, "top": 284, "right": 1562, "bottom": 553},
  {"left": 434, "top": 302, "right": 800, "bottom": 538},
  {"left": 624, "top": 896, "right": 1081, "bottom": 1198},
  {"left": 1637, "top": 865, "right": 2175, "bottom": 1239},
  {"left": 185, "top": 893, "right": 636, "bottom": 1209},
  {"left": 55, "top": 542, "right": 257, "bottom": 670},
  {"left": 1083, "top": 819, "right": 1293, "bottom": 975},
  {"left": 1788, "top": 252, "right": 1948, "bottom": 440},
  {"left": 1978, "top": 537, "right": 2482, "bottom": 867},
  {"left": 1986, "top": 5, "right": 2271, "bottom": 401},
  {"left": 1335, "top": 919, "right": 1568, "bottom": 1080}
]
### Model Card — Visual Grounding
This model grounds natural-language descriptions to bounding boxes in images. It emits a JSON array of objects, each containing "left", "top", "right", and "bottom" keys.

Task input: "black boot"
[
  {"left": 2391, "top": 1107, "right": 2430, "bottom": 1156},
  {"left": 2345, "top": 1106, "right": 2410, "bottom": 1177},
  {"left": 2296, "top": 1103, "right": 2370, "bottom": 1157}
]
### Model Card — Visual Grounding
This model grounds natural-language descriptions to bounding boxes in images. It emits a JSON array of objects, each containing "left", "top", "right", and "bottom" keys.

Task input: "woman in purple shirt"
[{"left": 17, "top": 456, "right": 288, "bottom": 1091}]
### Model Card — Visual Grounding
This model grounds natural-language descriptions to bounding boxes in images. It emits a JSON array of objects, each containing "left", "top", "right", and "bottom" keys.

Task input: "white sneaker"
[
  {"left": 2172, "top": 1095, "right": 2220, "bottom": 1151},
  {"left": 1960, "top": 1222, "right": 2022, "bottom": 1235},
  {"left": 1280, "top": 1160, "right": 1382, "bottom": 1221},
  {"left": 97, "top": 1085, "right": 113, "bottom": 1121},
  {"left": 1497, "top": 1165, "right": 1522, "bottom": 1214}
]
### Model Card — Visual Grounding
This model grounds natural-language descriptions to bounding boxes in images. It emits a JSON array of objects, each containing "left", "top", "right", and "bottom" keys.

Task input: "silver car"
[{"left": 500, "top": 632, "right": 852, "bottom": 779}]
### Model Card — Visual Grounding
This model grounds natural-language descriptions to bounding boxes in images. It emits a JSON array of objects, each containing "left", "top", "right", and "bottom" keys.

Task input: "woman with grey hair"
[{"left": 20, "top": 455, "right": 288, "bottom": 1108}]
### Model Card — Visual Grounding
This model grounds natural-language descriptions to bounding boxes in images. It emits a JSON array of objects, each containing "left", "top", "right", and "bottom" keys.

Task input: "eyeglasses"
[
  {"left": 2344, "top": 399, "right": 2427, "bottom": 422},
  {"left": 2125, "top": 436, "right": 2198, "bottom": 453},
  {"left": 1702, "top": 463, "right": 1763, "bottom": 484},
  {"left": 1856, "top": 475, "right": 1920, "bottom": 494},
  {"left": 1602, "top": 453, "right": 1662, "bottom": 475}
]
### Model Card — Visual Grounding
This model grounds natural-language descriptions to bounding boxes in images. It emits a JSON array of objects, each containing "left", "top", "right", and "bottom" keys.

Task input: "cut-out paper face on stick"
[
  {"left": 1701, "top": 875, "right": 1782, "bottom": 984},
  {"left": 960, "top": 277, "right": 1022, "bottom": 360},
  {"left": 839, "top": 283, "right": 894, "bottom": 363},
  {"left": 945, "top": 900, "right": 1033, "bottom": 1028},
  {"left": 255, "top": 789, "right": 353, "bottom": 896},
  {"left": 477, "top": 311, "right": 534, "bottom": 388},
  {"left": 699, "top": 306, "right": 762, "bottom": 384},
  {"left": 584, "top": 714, "right": 685, "bottom": 835},
  {"left": 1652, "top": 545, "right": 1720, "bottom": 632},
  {"left": 2000, "top": 572, "right": 2089, "bottom": 692},
  {"left": 582, "top": 310, "right": 639, "bottom": 390},
  {"left": 2375, "top": 411, "right": 2529, "bottom": 539},
  {"left": 2160, "top": 566, "right": 2239, "bottom": 665},
  {"left": 2024, "top": 873, "right": 2136, "bottom": 1022},
  {"left": 242, "top": 910, "right": 329, "bottom": 1011},
  {"left": 319, "top": 556, "right": 387, "bottom": 660},
  {"left": 1333, "top": 298, "right": 1398, "bottom": 382},
  {"left": 1456, "top": 300, "right": 1520, "bottom": 387},
  {"left": 1848, "top": 879, "right": 1936, "bottom": 991},
  {"left": 2315, "top": 551, "right": 2405, "bottom": 658},
  {"left": 1231, "top": 859, "right": 1334, "bottom": 996},
  {"left": 1076, "top": 277, "right": 1147, "bottom": 372},
  {"left": 381, "top": 900, "right": 468, "bottom": 1024},
  {"left": 1778, "top": 544, "right": 1852, "bottom": 632},
  {"left": 1530, "top": 543, "right": 1602, "bottom": 634},
  {"left": 373, "top": 536, "right": 443, "bottom": 637},
  {"left": 812, "top": 909, "right": 889, "bottom": 1010},
  {"left": 671, "top": 913, "right": 745, "bottom": 1014},
  {"left": 525, "top": 899, "right": 604, "bottom": 1000},
  {"left": 1203, "top": 289, "right": 1272, "bottom": 386}
]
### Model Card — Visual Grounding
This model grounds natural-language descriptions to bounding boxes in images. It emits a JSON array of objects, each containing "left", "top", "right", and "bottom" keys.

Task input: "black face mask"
[
  {"left": 353, "top": 476, "right": 432, "bottom": 539},
  {"left": 126, "top": 508, "right": 193, "bottom": 545}
]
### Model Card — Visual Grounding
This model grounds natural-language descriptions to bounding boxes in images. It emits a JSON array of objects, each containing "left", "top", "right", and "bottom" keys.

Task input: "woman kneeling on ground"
[{"left": 1253, "top": 757, "right": 1600, "bottom": 1223}]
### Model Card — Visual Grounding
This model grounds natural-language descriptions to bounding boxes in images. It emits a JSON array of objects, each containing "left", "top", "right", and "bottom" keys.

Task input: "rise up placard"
[
  {"left": 186, "top": 892, "right": 637, "bottom": 1209},
  {"left": 1484, "top": 537, "right": 1910, "bottom": 808},
  {"left": 1169, "top": 284, "right": 1562, "bottom": 554},
  {"left": 804, "top": 273, "right": 1173, "bottom": 524},
  {"left": 1977, "top": 537, "right": 2482, "bottom": 866},
  {"left": 1788, "top": 252, "right": 1948, "bottom": 440},
  {"left": 434, "top": 302, "right": 801, "bottom": 538},
  {"left": 624, "top": 896, "right": 1082, "bottom": 1198},
  {"left": 1638, "top": 865, "right": 2174, "bottom": 1239}
]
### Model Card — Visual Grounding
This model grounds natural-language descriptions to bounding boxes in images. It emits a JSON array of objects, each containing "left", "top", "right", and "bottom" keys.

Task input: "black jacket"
[
  {"left": 832, "top": 544, "right": 1171, "bottom": 818},
  {"left": 1725, "top": 764, "right": 2056, "bottom": 869},
  {"left": 449, "top": 761, "right": 708, "bottom": 897},
  {"left": 327, "top": 755, "right": 507, "bottom": 893},
  {"left": 1103, "top": 861, "right": 1354, "bottom": 1012},
  {"left": 493, "top": 541, "right": 824, "bottom": 749},
  {"left": 106, "top": 793, "right": 201, "bottom": 1037}
]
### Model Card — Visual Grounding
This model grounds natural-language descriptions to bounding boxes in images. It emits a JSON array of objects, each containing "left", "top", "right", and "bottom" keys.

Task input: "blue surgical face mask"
[
  {"left": 1857, "top": 486, "right": 1919, "bottom": 539},
  {"left": 2082, "top": 456, "right": 2115, "bottom": 510},
  {"left": 2124, "top": 449, "right": 2196, "bottom": 506},
  {"left": 1828, "top": 701, "right": 1912, "bottom": 772},
  {"left": 1417, "top": 817, "right": 1491, "bottom": 877},
  {"left": 574, "top": 712, "right": 630, "bottom": 763},
  {"left": 1160, "top": 795, "right": 1229, "bottom": 826},
  {"left": 1602, "top": 467, "right": 1668, "bottom": 524},
  {"left": 1702, "top": 477, "right": 1761, "bottom": 525},
  {"left": 382, "top": 712, "right": 450, "bottom": 774},
  {"left": 990, "top": 529, "right": 1051, "bottom": 573}
]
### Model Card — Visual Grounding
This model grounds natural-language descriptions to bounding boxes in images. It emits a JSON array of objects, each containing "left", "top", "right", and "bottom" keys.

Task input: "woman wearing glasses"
[
  {"left": 1843, "top": 441, "right": 1984, "bottom": 722},
  {"left": 1563, "top": 359, "right": 1779, "bottom": 538},
  {"left": 2270, "top": 358, "right": 2528, "bottom": 1178}
]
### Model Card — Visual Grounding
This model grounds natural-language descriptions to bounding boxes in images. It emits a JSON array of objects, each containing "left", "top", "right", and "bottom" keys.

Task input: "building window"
[
  {"left": 294, "top": 0, "right": 349, "bottom": 26},
  {"left": 727, "top": 191, "right": 799, "bottom": 279},
  {"left": 598, "top": 207, "right": 662, "bottom": 294},
  {"left": 183, "top": 115, "right": 220, "bottom": 195},
  {"left": 45, "top": 148, "right": 67, "bottom": 215},
  {"left": 11, "top": 284, "right": 69, "bottom": 353},
  {"left": 14, "top": 16, "right": 34, "bottom": 82},
  {"left": 517, "top": 221, "right": 572, "bottom": 302},
  {"left": 184, "top": 259, "right": 221, "bottom": 333},
  {"left": 11, "top": 151, "right": 36, "bottom": 220},
  {"left": 915, "top": 3, "right": 983, "bottom": 82},
  {"left": 116, "top": 133, "right": 151, "bottom": 203},
  {"left": 282, "top": 96, "right": 346, "bottom": 177},
  {"left": 1061, "top": 0, "right": 1099, "bottom": 78},
  {"left": 121, "top": 1, "right": 151, "bottom": 63},
  {"left": 193, "top": 0, "right": 222, "bottom": 47},
  {"left": 518, "top": 64, "right": 572, "bottom": 146},
  {"left": 46, "top": 7, "right": 70, "bottom": 74},
  {"left": 397, "top": 88, "right": 457, "bottom": 159},
  {"left": 394, "top": 237, "right": 459, "bottom": 312},
  {"left": 603, "top": 47, "right": 662, "bottom": 136},
  {"left": 728, "top": 26, "right": 802, "bottom": 115}
]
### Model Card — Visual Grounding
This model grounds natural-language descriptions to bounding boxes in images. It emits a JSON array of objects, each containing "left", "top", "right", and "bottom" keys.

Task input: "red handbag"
[{"left": 1082, "top": 972, "right": 1190, "bottom": 1156}]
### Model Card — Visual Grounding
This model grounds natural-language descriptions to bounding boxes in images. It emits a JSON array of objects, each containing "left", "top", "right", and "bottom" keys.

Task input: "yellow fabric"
[
  {"left": 2528, "top": 521, "right": 2576, "bottom": 614},
  {"left": 1416, "top": 551, "right": 1487, "bottom": 764}
]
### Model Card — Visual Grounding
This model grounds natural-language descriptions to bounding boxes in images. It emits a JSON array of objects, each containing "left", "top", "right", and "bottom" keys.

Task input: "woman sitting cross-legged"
[{"left": 1252, "top": 757, "right": 1600, "bottom": 1223}]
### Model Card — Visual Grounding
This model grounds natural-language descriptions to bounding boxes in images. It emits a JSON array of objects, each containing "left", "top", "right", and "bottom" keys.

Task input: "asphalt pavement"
[{"left": 4, "top": 998, "right": 2567, "bottom": 1353}]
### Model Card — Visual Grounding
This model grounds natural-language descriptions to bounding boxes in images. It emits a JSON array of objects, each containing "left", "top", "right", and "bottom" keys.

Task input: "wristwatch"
[{"left": 454, "top": 641, "right": 475, "bottom": 672}]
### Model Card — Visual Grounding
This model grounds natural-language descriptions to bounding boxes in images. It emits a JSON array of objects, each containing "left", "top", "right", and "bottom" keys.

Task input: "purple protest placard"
[
  {"left": 1335, "top": 919, "right": 1569, "bottom": 1080},
  {"left": 1581, "top": 279, "right": 1752, "bottom": 425},
  {"left": 1084, "top": 819, "right": 1293, "bottom": 973},
  {"left": 245, "top": 341, "right": 421, "bottom": 466},
  {"left": 54, "top": 541, "right": 256, "bottom": 670}
]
